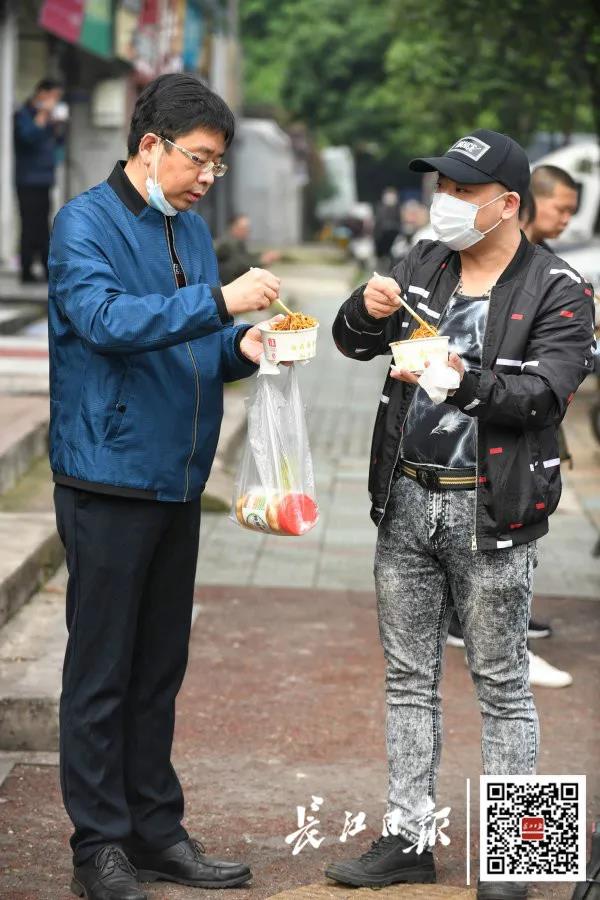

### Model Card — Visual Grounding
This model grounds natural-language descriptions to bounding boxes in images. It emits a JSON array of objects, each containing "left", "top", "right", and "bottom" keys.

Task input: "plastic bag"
[{"left": 230, "top": 360, "right": 319, "bottom": 536}]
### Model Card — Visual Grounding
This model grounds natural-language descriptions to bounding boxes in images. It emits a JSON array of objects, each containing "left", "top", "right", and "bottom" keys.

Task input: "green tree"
[
  {"left": 240, "top": 0, "right": 600, "bottom": 157},
  {"left": 375, "top": 0, "right": 599, "bottom": 154},
  {"left": 240, "top": 0, "right": 392, "bottom": 140}
]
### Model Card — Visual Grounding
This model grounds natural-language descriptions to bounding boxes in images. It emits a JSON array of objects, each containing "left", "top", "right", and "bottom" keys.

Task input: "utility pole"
[
  {"left": 210, "top": 0, "right": 240, "bottom": 238},
  {"left": 0, "top": 0, "right": 17, "bottom": 268}
]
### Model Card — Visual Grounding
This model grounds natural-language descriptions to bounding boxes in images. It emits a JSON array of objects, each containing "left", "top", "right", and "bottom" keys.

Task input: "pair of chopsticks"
[{"left": 373, "top": 271, "right": 437, "bottom": 336}]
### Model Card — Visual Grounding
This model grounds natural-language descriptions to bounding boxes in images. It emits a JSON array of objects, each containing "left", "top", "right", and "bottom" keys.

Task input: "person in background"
[
  {"left": 524, "top": 164, "right": 579, "bottom": 249},
  {"left": 374, "top": 186, "right": 403, "bottom": 269},
  {"left": 13, "top": 78, "right": 65, "bottom": 283},
  {"left": 215, "top": 213, "right": 281, "bottom": 284}
]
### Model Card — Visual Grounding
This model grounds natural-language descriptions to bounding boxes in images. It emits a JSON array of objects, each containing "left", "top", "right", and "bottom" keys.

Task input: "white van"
[{"left": 540, "top": 141, "right": 599, "bottom": 246}]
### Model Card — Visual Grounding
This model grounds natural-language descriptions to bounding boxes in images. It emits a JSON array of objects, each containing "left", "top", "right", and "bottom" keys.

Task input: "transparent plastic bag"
[{"left": 230, "top": 361, "right": 318, "bottom": 536}]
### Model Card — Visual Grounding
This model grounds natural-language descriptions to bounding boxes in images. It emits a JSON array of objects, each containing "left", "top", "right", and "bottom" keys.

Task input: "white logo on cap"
[{"left": 449, "top": 136, "right": 491, "bottom": 162}]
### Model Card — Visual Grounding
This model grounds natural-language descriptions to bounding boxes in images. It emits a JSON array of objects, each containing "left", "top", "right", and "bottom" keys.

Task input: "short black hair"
[
  {"left": 127, "top": 73, "right": 235, "bottom": 157},
  {"left": 228, "top": 213, "right": 248, "bottom": 226},
  {"left": 531, "top": 165, "right": 578, "bottom": 198},
  {"left": 519, "top": 190, "right": 537, "bottom": 228},
  {"left": 35, "top": 78, "right": 63, "bottom": 93}
]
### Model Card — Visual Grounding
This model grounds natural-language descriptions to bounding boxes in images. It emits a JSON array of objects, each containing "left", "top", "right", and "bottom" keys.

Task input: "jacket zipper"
[
  {"left": 471, "top": 421, "right": 479, "bottom": 551},
  {"left": 471, "top": 283, "right": 495, "bottom": 551},
  {"left": 163, "top": 216, "right": 200, "bottom": 502},
  {"left": 379, "top": 279, "right": 461, "bottom": 522}
]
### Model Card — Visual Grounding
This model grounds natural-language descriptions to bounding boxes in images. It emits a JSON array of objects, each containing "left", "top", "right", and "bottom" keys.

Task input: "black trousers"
[
  {"left": 53, "top": 485, "right": 201, "bottom": 865},
  {"left": 16, "top": 185, "right": 51, "bottom": 278}
]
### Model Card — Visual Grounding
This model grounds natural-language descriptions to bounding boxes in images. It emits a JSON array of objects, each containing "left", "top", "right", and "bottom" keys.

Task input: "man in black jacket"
[{"left": 325, "top": 130, "right": 595, "bottom": 900}]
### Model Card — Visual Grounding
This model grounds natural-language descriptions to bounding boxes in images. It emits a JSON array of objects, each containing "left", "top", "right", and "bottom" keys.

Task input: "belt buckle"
[{"left": 417, "top": 469, "right": 439, "bottom": 491}]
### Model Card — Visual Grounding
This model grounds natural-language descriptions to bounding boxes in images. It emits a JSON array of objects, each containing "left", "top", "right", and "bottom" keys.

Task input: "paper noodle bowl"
[
  {"left": 389, "top": 335, "right": 449, "bottom": 373},
  {"left": 258, "top": 322, "right": 319, "bottom": 362}
]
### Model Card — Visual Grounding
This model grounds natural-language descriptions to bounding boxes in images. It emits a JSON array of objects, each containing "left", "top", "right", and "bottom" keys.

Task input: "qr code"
[{"left": 480, "top": 775, "right": 586, "bottom": 882}]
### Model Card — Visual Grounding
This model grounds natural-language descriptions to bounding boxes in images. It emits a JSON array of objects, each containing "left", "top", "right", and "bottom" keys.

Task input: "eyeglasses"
[{"left": 161, "top": 137, "right": 228, "bottom": 177}]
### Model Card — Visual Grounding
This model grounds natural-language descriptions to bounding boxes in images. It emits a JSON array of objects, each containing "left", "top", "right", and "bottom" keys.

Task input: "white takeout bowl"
[
  {"left": 389, "top": 335, "right": 449, "bottom": 373},
  {"left": 258, "top": 323, "right": 319, "bottom": 362}
]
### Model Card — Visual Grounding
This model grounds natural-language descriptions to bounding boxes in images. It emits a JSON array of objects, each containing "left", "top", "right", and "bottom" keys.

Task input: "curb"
[
  {"left": 0, "top": 283, "right": 48, "bottom": 307},
  {"left": 0, "top": 304, "right": 44, "bottom": 335},
  {"left": 0, "top": 515, "right": 64, "bottom": 630},
  {"left": 0, "top": 571, "right": 65, "bottom": 751},
  {"left": 0, "top": 696, "right": 59, "bottom": 753},
  {"left": 0, "top": 415, "right": 48, "bottom": 496}
]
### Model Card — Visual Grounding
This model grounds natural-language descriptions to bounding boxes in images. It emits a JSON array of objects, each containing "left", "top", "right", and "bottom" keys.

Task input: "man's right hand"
[
  {"left": 222, "top": 268, "right": 281, "bottom": 315},
  {"left": 363, "top": 275, "right": 402, "bottom": 319},
  {"left": 34, "top": 107, "right": 52, "bottom": 127}
]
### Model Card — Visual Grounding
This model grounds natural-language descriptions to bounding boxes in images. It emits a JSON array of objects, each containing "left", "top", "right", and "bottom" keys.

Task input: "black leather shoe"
[
  {"left": 128, "top": 837, "right": 252, "bottom": 888},
  {"left": 71, "top": 845, "right": 147, "bottom": 899},
  {"left": 477, "top": 880, "right": 528, "bottom": 899},
  {"left": 325, "top": 833, "right": 436, "bottom": 887}
]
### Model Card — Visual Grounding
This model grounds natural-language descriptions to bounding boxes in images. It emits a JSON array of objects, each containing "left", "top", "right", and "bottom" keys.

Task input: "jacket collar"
[
  {"left": 107, "top": 160, "right": 147, "bottom": 217},
  {"left": 447, "top": 231, "right": 534, "bottom": 285}
]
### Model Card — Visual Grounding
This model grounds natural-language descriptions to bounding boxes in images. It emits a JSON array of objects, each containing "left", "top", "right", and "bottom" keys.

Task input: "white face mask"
[
  {"left": 145, "top": 142, "right": 178, "bottom": 217},
  {"left": 430, "top": 190, "right": 509, "bottom": 250}
]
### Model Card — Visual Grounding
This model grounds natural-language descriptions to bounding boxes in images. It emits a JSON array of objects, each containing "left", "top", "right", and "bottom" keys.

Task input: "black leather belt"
[{"left": 400, "top": 461, "right": 476, "bottom": 491}]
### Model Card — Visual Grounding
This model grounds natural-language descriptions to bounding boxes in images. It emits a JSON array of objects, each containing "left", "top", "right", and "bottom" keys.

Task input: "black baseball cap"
[{"left": 409, "top": 129, "right": 530, "bottom": 200}]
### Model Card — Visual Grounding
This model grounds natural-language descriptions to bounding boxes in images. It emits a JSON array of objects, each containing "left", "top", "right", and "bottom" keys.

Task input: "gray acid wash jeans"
[{"left": 374, "top": 472, "right": 539, "bottom": 841}]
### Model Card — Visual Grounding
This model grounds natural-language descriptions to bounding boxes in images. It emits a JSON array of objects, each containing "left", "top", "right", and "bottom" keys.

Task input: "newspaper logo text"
[{"left": 521, "top": 816, "right": 545, "bottom": 841}]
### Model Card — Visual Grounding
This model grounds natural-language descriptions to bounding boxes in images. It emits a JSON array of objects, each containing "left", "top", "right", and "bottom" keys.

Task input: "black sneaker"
[
  {"left": 127, "top": 837, "right": 252, "bottom": 888},
  {"left": 447, "top": 611, "right": 465, "bottom": 647},
  {"left": 71, "top": 845, "right": 147, "bottom": 899},
  {"left": 477, "top": 879, "right": 528, "bottom": 898},
  {"left": 527, "top": 618, "right": 552, "bottom": 639},
  {"left": 324, "top": 833, "right": 436, "bottom": 887}
]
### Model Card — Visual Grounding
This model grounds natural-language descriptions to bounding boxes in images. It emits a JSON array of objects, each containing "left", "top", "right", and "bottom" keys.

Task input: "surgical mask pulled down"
[
  {"left": 430, "top": 191, "right": 509, "bottom": 251},
  {"left": 146, "top": 142, "right": 178, "bottom": 216}
]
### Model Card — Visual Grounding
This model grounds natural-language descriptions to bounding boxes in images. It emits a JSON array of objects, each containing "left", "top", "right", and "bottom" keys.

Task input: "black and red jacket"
[{"left": 332, "top": 234, "right": 596, "bottom": 550}]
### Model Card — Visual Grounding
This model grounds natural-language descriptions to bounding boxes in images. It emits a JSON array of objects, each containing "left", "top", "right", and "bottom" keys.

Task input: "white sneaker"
[{"left": 528, "top": 650, "right": 573, "bottom": 688}]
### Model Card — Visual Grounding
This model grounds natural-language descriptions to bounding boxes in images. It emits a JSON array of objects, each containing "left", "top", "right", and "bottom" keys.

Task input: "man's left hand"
[
  {"left": 447, "top": 352, "right": 466, "bottom": 380},
  {"left": 239, "top": 314, "right": 286, "bottom": 364},
  {"left": 390, "top": 351, "right": 466, "bottom": 384}
]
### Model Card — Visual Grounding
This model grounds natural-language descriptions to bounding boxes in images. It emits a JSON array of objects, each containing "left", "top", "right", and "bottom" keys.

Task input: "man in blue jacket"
[
  {"left": 14, "top": 78, "right": 64, "bottom": 283},
  {"left": 49, "top": 73, "right": 281, "bottom": 900}
]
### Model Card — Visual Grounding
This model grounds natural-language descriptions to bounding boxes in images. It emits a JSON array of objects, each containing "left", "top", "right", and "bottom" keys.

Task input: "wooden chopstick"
[
  {"left": 250, "top": 266, "right": 294, "bottom": 317},
  {"left": 373, "top": 271, "right": 437, "bottom": 336},
  {"left": 396, "top": 296, "right": 438, "bottom": 336},
  {"left": 275, "top": 297, "right": 294, "bottom": 317}
]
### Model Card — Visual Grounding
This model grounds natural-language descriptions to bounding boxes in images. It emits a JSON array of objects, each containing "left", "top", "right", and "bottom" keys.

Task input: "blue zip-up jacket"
[
  {"left": 48, "top": 161, "right": 258, "bottom": 502},
  {"left": 14, "top": 103, "right": 58, "bottom": 187}
]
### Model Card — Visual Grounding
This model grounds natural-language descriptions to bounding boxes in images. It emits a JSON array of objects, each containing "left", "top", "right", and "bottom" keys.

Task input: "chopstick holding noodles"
[{"left": 373, "top": 272, "right": 437, "bottom": 336}]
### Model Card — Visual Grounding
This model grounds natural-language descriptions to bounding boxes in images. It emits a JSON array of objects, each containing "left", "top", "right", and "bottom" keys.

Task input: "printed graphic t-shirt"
[{"left": 400, "top": 292, "right": 489, "bottom": 469}]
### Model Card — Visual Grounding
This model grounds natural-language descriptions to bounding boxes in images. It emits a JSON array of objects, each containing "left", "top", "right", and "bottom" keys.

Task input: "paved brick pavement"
[{"left": 0, "top": 585, "right": 598, "bottom": 899}]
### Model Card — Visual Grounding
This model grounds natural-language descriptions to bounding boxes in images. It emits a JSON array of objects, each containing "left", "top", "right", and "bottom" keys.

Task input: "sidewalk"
[
  {"left": 0, "top": 257, "right": 598, "bottom": 899},
  {"left": 0, "top": 271, "right": 48, "bottom": 307}
]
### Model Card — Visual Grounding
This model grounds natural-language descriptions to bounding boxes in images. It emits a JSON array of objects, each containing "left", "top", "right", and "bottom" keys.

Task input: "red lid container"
[{"left": 277, "top": 493, "right": 318, "bottom": 535}]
